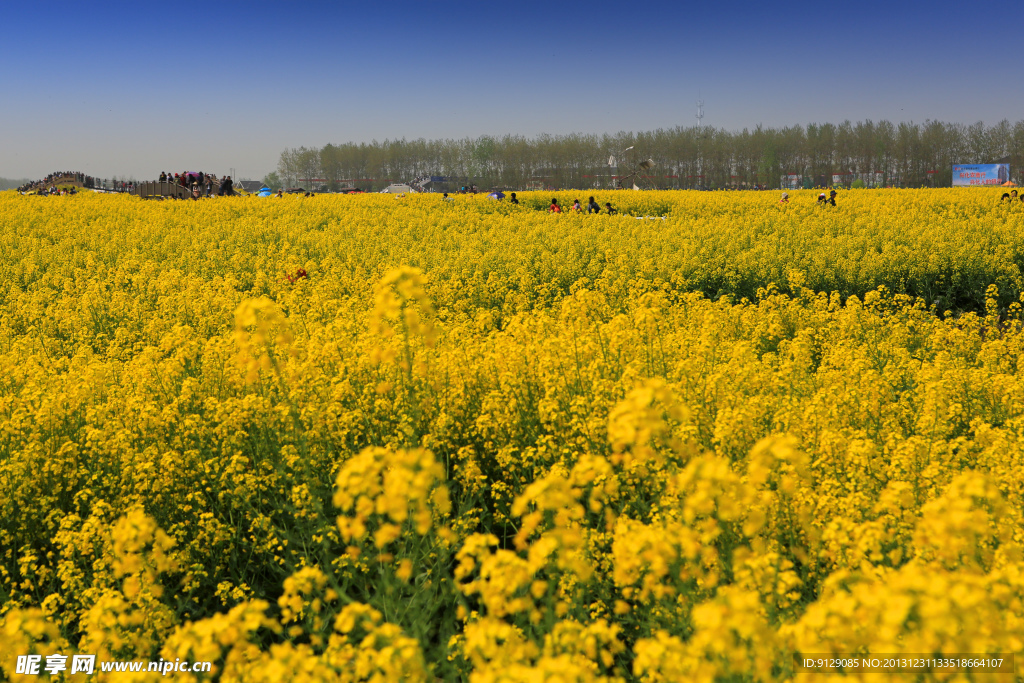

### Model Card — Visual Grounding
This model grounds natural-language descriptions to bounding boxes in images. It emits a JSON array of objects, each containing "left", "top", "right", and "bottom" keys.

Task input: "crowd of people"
[
  {"left": 31, "top": 185, "right": 80, "bottom": 196},
  {"left": 778, "top": 190, "right": 839, "bottom": 206},
  {"left": 14, "top": 172, "right": 1020, "bottom": 206},
  {"left": 777, "top": 188, "right": 1022, "bottom": 206},
  {"left": 817, "top": 190, "right": 838, "bottom": 206},
  {"left": 17, "top": 171, "right": 140, "bottom": 195},
  {"left": 548, "top": 196, "right": 617, "bottom": 215},
  {"left": 156, "top": 172, "right": 234, "bottom": 198},
  {"left": 17, "top": 171, "right": 100, "bottom": 193}
]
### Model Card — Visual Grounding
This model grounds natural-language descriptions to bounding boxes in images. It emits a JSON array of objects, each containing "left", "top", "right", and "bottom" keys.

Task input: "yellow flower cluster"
[
  {"left": 333, "top": 446, "right": 451, "bottom": 550},
  {"left": 1, "top": 189, "right": 1023, "bottom": 681}
]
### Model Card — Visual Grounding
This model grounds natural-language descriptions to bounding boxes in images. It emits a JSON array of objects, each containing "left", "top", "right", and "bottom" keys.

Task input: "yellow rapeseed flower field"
[{"left": 1, "top": 188, "right": 1023, "bottom": 681}]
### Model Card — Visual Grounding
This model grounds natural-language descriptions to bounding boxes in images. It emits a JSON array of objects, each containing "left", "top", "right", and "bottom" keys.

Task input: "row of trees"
[
  {"left": 0, "top": 177, "right": 32, "bottom": 191},
  {"left": 271, "top": 119, "right": 1024, "bottom": 192}
]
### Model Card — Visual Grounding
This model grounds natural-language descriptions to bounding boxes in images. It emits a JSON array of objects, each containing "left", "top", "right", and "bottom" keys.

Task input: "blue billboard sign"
[{"left": 952, "top": 164, "right": 1010, "bottom": 187}]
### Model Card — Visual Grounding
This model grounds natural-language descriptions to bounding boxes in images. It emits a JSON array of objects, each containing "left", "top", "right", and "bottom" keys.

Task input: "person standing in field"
[
  {"left": 779, "top": 192, "right": 789, "bottom": 204},
  {"left": 549, "top": 198, "right": 562, "bottom": 213},
  {"left": 510, "top": 192, "right": 519, "bottom": 205},
  {"left": 588, "top": 196, "right": 600, "bottom": 213},
  {"left": 604, "top": 202, "right": 617, "bottom": 215}
]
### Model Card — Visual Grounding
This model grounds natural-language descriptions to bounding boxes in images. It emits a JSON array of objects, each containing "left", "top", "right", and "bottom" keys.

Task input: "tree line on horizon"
[
  {"left": 270, "top": 119, "right": 1024, "bottom": 192},
  {"left": 0, "top": 177, "right": 32, "bottom": 191}
]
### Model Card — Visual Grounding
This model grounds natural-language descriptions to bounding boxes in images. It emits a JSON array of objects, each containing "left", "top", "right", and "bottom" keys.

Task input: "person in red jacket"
[{"left": 549, "top": 198, "right": 562, "bottom": 213}]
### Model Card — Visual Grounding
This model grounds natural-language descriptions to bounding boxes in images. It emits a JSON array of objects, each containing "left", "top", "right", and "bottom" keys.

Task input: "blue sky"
[{"left": 1, "top": 0, "right": 1019, "bottom": 181}]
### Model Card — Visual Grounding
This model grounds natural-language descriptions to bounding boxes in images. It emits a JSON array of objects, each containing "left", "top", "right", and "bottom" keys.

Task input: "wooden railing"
[{"left": 132, "top": 181, "right": 207, "bottom": 199}]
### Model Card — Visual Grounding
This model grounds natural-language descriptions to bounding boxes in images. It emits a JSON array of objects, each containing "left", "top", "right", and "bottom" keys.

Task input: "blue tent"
[{"left": 257, "top": 188, "right": 273, "bottom": 197}]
